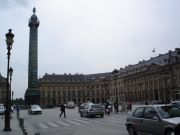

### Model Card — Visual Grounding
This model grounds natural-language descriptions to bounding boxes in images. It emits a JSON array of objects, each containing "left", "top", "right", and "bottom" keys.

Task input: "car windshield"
[
  {"left": 32, "top": 105, "right": 39, "bottom": 109},
  {"left": 91, "top": 104, "right": 102, "bottom": 108},
  {"left": 157, "top": 106, "right": 180, "bottom": 118},
  {"left": 0, "top": 106, "right": 4, "bottom": 109}
]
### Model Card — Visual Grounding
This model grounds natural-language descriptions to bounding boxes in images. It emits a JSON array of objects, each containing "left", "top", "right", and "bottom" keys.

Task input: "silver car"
[
  {"left": 28, "top": 105, "right": 42, "bottom": 115},
  {"left": 0, "top": 105, "right": 5, "bottom": 115},
  {"left": 80, "top": 103, "right": 104, "bottom": 118},
  {"left": 126, "top": 104, "right": 180, "bottom": 135}
]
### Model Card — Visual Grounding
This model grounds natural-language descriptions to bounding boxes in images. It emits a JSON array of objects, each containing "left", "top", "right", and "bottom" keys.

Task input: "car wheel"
[
  {"left": 87, "top": 112, "right": 90, "bottom": 118},
  {"left": 101, "top": 114, "right": 104, "bottom": 118},
  {"left": 128, "top": 125, "right": 137, "bottom": 135},
  {"left": 165, "top": 129, "right": 174, "bottom": 135},
  {"left": 80, "top": 112, "right": 83, "bottom": 117}
]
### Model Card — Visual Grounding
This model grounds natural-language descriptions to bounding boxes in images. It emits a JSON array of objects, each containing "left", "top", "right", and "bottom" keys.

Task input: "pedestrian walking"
[
  {"left": 16, "top": 106, "right": 20, "bottom": 118},
  {"left": 105, "top": 102, "right": 110, "bottom": 115},
  {"left": 114, "top": 102, "right": 119, "bottom": 113},
  {"left": 127, "top": 102, "right": 132, "bottom": 111},
  {"left": 59, "top": 104, "right": 66, "bottom": 118}
]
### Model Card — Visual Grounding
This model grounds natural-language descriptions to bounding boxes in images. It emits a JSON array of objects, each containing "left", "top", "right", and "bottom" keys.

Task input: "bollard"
[
  {"left": 19, "top": 118, "right": 24, "bottom": 128},
  {"left": 17, "top": 112, "right": 19, "bottom": 118},
  {"left": 23, "top": 128, "right": 28, "bottom": 135}
]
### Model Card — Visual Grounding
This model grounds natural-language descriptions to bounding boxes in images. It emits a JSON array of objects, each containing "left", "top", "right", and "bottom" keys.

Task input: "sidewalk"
[{"left": 0, "top": 113, "right": 23, "bottom": 135}]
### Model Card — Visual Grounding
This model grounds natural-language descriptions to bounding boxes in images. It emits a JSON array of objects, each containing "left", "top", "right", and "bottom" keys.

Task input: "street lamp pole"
[
  {"left": 9, "top": 67, "right": 13, "bottom": 108},
  {"left": 4, "top": 29, "right": 14, "bottom": 131},
  {"left": 112, "top": 69, "right": 118, "bottom": 104},
  {"left": 12, "top": 91, "right": 14, "bottom": 108}
]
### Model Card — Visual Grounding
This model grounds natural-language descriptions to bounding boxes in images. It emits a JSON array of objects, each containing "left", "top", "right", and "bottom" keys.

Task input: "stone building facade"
[
  {"left": 39, "top": 48, "right": 180, "bottom": 106},
  {"left": 110, "top": 48, "right": 180, "bottom": 104},
  {"left": 0, "top": 74, "right": 7, "bottom": 104},
  {"left": 39, "top": 73, "right": 110, "bottom": 106}
]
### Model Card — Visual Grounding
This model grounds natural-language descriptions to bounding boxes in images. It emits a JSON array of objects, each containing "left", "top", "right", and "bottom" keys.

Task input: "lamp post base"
[{"left": 4, "top": 127, "right": 11, "bottom": 131}]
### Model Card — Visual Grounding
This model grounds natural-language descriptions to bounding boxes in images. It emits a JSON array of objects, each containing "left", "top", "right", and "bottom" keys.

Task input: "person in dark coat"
[
  {"left": 60, "top": 104, "right": 66, "bottom": 118},
  {"left": 105, "top": 102, "right": 110, "bottom": 115},
  {"left": 16, "top": 106, "right": 20, "bottom": 118}
]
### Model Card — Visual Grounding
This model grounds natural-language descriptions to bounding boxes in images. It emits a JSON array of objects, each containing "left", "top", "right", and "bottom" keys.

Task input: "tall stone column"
[{"left": 25, "top": 7, "right": 40, "bottom": 105}]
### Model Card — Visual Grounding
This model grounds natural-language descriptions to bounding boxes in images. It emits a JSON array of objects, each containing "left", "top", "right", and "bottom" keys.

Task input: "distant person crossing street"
[{"left": 59, "top": 103, "right": 66, "bottom": 118}]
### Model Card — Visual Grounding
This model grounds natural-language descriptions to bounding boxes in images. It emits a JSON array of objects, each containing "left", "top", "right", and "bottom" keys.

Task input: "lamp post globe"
[
  {"left": 4, "top": 29, "right": 14, "bottom": 131},
  {"left": 6, "top": 29, "right": 14, "bottom": 49},
  {"left": 9, "top": 67, "right": 13, "bottom": 77}
]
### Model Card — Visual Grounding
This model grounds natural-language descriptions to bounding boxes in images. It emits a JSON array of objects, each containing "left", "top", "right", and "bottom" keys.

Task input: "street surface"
[{"left": 20, "top": 107, "right": 129, "bottom": 135}]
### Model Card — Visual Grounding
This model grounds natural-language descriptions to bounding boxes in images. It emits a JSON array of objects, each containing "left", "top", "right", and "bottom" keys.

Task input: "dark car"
[{"left": 126, "top": 104, "right": 180, "bottom": 135}]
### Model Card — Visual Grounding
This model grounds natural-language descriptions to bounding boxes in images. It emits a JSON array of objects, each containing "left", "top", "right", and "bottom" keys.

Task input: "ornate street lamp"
[
  {"left": 111, "top": 69, "right": 118, "bottom": 104},
  {"left": 4, "top": 29, "right": 14, "bottom": 131}
]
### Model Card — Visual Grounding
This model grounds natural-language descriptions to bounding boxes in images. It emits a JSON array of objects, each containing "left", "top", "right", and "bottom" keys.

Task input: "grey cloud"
[
  {"left": 0, "top": 0, "right": 33, "bottom": 10},
  {"left": 15, "top": 0, "right": 29, "bottom": 6}
]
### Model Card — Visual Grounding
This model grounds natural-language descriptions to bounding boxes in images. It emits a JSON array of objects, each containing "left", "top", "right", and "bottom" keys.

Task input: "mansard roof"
[
  {"left": 118, "top": 48, "right": 180, "bottom": 76},
  {"left": 39, "top": 48, "right": 180, "bottom": 81},
  {"left": 39, "top": 72, "right": 111, "bottom": 82}
]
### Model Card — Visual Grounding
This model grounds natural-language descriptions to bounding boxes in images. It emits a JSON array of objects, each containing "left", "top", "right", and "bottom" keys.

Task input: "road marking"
[
  {"left": 98, "top": 118, "right": 125, "bottom": 124},
  {"left": 80, "top": 118, "right": 101, "bottom": 123},
  {"left": 38, "top": 123, "right": 48, "bottom": 129},
  {"left": 74, "top": 119, "right": 91, "bottom": 124},
  {"left": 56, "top": 121, "right": 70, "bottom": 126},
  {"left": 109, "top": 118, "right": 126, "bottom": 123},
  {"left": 47, "top": 122, "right": 59, "bottom": 127},
  {"left": 66, "top": 120, "right": 81, "bottom": 125}
]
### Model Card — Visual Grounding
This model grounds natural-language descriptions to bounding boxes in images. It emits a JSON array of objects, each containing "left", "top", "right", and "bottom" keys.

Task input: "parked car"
[
  {"left": 80, "top": 103, "right": 104, "bottom": 118},
  {"left": 126, "top": 104, "right": 180, "bottom": 135},
  {"left": 78, "top": 103, "right": 85, "bottom": 113},
  {"left": 28, "top": 105, "right": 42, "bottom": 115},
  {"left": 0, "top": 104, "right": 5, "bottom": 115},
  {"left": 66, "top": 101, "right": 75, "bottom": 109},
  {"left": 171, "top": 101, "right": 180, "bottom": 109}
]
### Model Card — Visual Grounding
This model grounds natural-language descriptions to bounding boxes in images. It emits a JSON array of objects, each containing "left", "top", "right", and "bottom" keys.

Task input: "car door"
[
  {"left": 131, "top": 107, "right": 145, "bottom": 133},
  {"left": 142, "top": 107, "right": 162, "bottom": 135}
]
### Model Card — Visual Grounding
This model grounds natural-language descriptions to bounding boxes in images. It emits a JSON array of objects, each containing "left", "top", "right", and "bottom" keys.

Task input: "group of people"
[
  {"left": 113, "top": 102, "right": 132, "bottom": 113},
  {"left": 103, "top": 102, "right": 133, "bottom": 115}
]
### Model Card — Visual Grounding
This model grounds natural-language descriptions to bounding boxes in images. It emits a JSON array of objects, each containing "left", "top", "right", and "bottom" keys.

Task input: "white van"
[{"left": 66, "top": 101, "right": 75, "bottom": 109}]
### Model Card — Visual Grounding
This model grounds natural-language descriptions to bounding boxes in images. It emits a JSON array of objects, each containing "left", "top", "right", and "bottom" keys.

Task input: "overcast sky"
[{"left": 0, "top": 0, "right": 180, "bottom": 99}]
